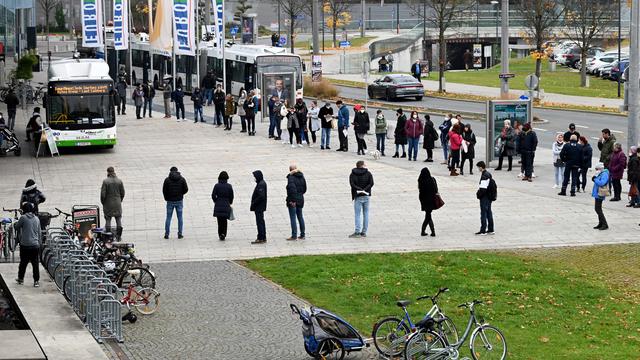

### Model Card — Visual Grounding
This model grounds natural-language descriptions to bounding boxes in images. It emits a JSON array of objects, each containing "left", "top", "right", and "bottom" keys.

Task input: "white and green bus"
[{"left": 45, "top": 59, "right": 117, "bottom": 148}]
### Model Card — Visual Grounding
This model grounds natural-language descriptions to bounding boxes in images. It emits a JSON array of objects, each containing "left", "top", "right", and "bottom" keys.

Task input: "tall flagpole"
[
  {"left": 222, "top": 0, "right": 226, "bottom": 92},
  {"left": 195, "top": 1, "right": 200, "bottom": 88},
  {"left": 103, "top": 0, "right": 108, "bottom": 65},
  {"left": 128, "top": 0, "right": 133, "bottom": 84}
]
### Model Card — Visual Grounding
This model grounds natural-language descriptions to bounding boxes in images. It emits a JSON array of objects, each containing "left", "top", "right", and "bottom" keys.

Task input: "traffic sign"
[
  {"left": 279, "top": 36, "right": 287, "bottom": 46},
  {"left": 525, "top": 74, "right": 539, "bottom": 90},
  {"left": 498, "top": 73, "right": 515, "bottom": 79},
  {"left": 339, "top": 41, "right": 351, "bottom": 48},
  {"left": 230, "top": 26, "right": 239, "bottom": 35}
]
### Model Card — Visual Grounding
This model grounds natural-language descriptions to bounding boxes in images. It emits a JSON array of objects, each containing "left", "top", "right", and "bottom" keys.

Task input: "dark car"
[
  {"left": 367, "top": 74, "right": 424, "bottom": 101},
  {"left": 562, "top": 46, "right": 604, "bottom": 69},
  {"left": 610, "top": 59, "right": 629, "bottom": 82}
]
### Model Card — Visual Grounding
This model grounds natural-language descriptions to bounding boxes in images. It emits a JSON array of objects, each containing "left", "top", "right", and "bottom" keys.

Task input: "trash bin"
[{"left": 548, "top": 60, "right": 556, "bottom": 72}]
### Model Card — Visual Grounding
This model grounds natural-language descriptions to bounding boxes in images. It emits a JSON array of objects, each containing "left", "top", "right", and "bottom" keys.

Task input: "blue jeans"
[
  {"left": 408, "top": 137, "right": 420, "bottom": 160},
  {"left": 165, "top": 201, "right": 184, "bottom": 236},
  {"left": 321, "top": 128, "right": 331, "bottom": 147},
  {"left": 194, "top": 106, "right": 203, "bottom": 122},
  {"left": 554, "top": 165, "right": 565, "bottom": 186},
  {"left": 376, "top": 133, "right": 386, "bottom": 154},
  {"left": 205, "top": 88, "right": 213, "bottom": 105},
  {"left": 288, "top": 207, "right": 305, "bottom": 238},
  {"left": 354, "top": 196, "right": 370, "bottom": 234},
  {"left": 479, "top": 198, "right": 494, "bottom": 233},
  {"left": 269, "top": 115, "right": 276, "bottom": 136},
  {"left": 143, "top": 98, "right": 152, "bottom": 117},
  {"left": 441, "top": 137, "right": 449, "bottom": 160}
]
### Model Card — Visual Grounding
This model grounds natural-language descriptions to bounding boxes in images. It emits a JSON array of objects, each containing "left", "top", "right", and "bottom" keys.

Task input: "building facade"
[{"left": 0, "top": 0, "right": 36, "bottom": 58}]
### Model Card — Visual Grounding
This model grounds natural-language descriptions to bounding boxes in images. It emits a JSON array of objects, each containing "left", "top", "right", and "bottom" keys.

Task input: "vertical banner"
[
  {"left": 113, "top": 0, "right": 129, "bottom": 50},
  {"left": 173, "top": 0, "right": 195, "bottom": 55},
  {"left": 81, "top": 0, "right": 104, "bottom": 48},
  {"left": 473, "top": 44, "right": 482, "bottom": 69},
  {"left": 150, "top": 0, "right": 174, "bottom": 54},
  {"left": 213, "top": 0, "right": 224, "bottom": 57}
]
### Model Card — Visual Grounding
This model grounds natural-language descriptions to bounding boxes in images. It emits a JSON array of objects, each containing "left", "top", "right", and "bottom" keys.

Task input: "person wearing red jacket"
[
  {"left": 405, "top": 111, "right": 424, "bottom": 161},
  {"left": 448, "top": 123, "right": 463, "bottom": 176}
]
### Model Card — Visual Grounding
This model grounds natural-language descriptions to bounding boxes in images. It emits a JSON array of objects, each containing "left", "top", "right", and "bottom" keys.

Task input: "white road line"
[
  {"left": 533, "top": 127, "right": 548, "bottom": 132},
  {"left": 611, "top": 130, "right": 624, "bottom": 134},
  {"left": 574, "top": 125, "right": 589, "bottom": 129}
]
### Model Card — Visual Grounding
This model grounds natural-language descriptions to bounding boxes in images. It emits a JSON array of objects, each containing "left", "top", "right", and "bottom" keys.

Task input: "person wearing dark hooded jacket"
[
  {"left": 422, "top": 115, "right": 438, "bottom": 162},
  {"left": 418, "top": 167, "right": 438, "bottom": 237},
  {"left": 100, "top": 167, "right": 125, "bottom": 240},
  {"left": 250, "top": 170, "right": 268, "bottom": 244},
  {"left": 14, "top": 202, "right": 41, "bottom": 287},
  {"left": 162, "top": 166, "right": 189, "bottom": 239},
  {"left": 353, "top": 105, "right": 370, "bottom": 155},
  {"left": 212, "top": 171, "right": 234, "bottom": 241},
  {"left": 286, "top": 164, "right": 307, "bottom": 240},
  {"left": 349, "top": 161, "right": 374, "bottom": 238},
  {"left": 20, "top": 179, "right": 46, "bottom": 214}
]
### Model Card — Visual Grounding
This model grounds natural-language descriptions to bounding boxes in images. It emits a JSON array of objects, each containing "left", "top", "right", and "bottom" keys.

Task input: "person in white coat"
[
  {"left": 552, "top": 133, "right": 565, "bottom": 188},
  {"left": 308, "top": 100, "right": 321, "bottom": 146}
]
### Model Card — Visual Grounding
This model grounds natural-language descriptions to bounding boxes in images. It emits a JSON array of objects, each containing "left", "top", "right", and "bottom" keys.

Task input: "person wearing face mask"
[
  {"left": 295, "top": 98, "right": 310, "bottom": 146},
  {"left": 405, "top": 111, "right": 423, "bottom": 161},
  {"left": 552, "top": 133, "right": 565, "bottom": 189},
  {"left": 447, "top": 123, "right": 462, "bottom": 175},
  {"left": 132, "top": 84, "right": 145, "bottom": 119},
  {"left": 308, "top": 100, "right": 321, "bottom": 146},
  {"left": 495, "top": 119, "right": 515, "bottom": 171},
  {"left": 336, "top": 100, "right": 350, "bottom": 152},
  {"left": 591, "top": 163, "right": 610, "bottom": 230},
  {"left": 173, "top": 85, "right": 185, "bottom": 121},
  {"left": 438, "top": 114, "right": 452, "bottom": 164},
  {"left": 318, "top": 101, "right": 334, "bottom": 150},
  {"left": 393, "top": 109, "right": 407, "bottom": 158},
  {"left": 608, "top": 143, "right": 627, "bottom": 201},
  {"left": 353, "top": 104, "right": 370, "bottom": 155},
  {"left": 374, "top": 109, "right": 387, "bottom": 156},
  {"left": 162, "top": 77, "right": 173, "bottom": 119},
  {"left": 267, "top": 95, "right": 278, "bottom": 137}
]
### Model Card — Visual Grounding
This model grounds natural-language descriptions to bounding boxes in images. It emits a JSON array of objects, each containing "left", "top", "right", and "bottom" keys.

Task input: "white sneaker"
[
  {"left": 517, "top": 173, "right": 524, "bottom": 178},
  {"left": 532, "top": 173, "right": 537, "bottom": 178},
  {"left": 291, "top": 144, "right": 296, "bottom": 148},
  {"left": 282, "top": 140, "right": 288, "bottom": 145},
  {"left": 309, "top": 144, "right": 314, "bottom": 148},
  {"left": 298, "top": 144, "right": 304, "bottom": 148},
  {"left": 553, "top": 184, "right": 558, "bottom": 189}
]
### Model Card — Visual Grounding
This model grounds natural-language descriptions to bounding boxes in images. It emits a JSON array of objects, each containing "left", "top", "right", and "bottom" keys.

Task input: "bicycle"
[
  {"left": 120, "top": 283, "right": 160, "bottom": 323},
  {"left": 0, "top": 217, "right": 13, "bottom": 260},
  {"left": 2, "top": 208, "right": 22, "bottom": 257},
  {"left": 403, "top": 300, "right": 507, "bottom": 360},
  {"left": 373, "top": 287, "right": 458, "bottom": 357}
]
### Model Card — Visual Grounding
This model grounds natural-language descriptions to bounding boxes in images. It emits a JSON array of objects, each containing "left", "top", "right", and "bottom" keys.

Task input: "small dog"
[{"left": 368, "top": 150, "right": 381, "bottom": 160}]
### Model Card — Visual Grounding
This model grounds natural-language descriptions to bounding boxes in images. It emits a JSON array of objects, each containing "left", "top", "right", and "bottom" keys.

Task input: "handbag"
[
  {"left": 630, "top": 183, "right": 639, "bottom": 198},
  {"left": 554, "top": 158, "right": 565, "bottom": 168},
  {"left": 228, "top": 206, "right": 235, "bottom": 221},
  {"left": 434, "top": 194, "right": 445, "bottom": 210},
  {"left": 331, "top": 118, "right": 338, "bottom": 130},
  {"left": 597, "top": 186, "right": 610, "bottom": 197}
]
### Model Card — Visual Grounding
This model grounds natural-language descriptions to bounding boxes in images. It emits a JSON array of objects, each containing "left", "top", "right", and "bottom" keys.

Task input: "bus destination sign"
[
  {"left": 256, "top": 56, "right": 300, "bottom": 66},
  {"left": 50, "top": 83, "right": 112, "bottom": 96}
]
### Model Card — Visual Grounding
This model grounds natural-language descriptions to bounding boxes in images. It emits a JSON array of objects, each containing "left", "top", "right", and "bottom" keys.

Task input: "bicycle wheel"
[
  {"left": 470, "top": 325, "right": 507, "bottom": 360},
  {"left": 438, "top": 316, "right": 459, "bottom": 345},
  {"left": 315, "top": 338, "right": 344, "bottom": 360},
  {"left": 133, "top": 287, "right": 160, "bottom": 315},
  {"left": 117, "top": 267, "right": 156, "bottom": 289},
  {"left": 403, "top": 330, "right": 447, "bottom": 360},
  {"left": 63, "top": 276, "right": 73, "bottom": 302},
  {"left": 372, "top": 316, "right": 410, "bottom": 357},
  {"left": 7, "top": 228, "right": 16, "bottom": 252},
  {"left": 1, "top": 235, "right": 8, "bottom": 260},
  {"left": 46, "top": 253, "right": 58, "bottom": 277}
]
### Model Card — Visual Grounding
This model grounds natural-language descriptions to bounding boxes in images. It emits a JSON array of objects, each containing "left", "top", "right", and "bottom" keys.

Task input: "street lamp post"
[
  {"left": 491, "top": 1, "right": 498, "bottom": 67},
  {"left": 476, "top": 0, "right": 479, "bottom": 43},
  {"left": 629, "top": 0, "right": 640, "bottom": 150},
  {"left": 617, "top": 0, "right": 622, "bottom": 98},
  {"left": 499, "top": 0, "right": 509, "bottom": 99},
  {"left": 423, "top": 0, "right": 427, "bottom": 61}
]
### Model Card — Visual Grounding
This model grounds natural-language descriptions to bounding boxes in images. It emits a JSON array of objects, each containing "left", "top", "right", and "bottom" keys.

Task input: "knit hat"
[
  {"left": 170, "top": 166, "right": 178, "bottom": 172},
  {"left": 631, "top": 146, "right": 638, "bottom": 154}
]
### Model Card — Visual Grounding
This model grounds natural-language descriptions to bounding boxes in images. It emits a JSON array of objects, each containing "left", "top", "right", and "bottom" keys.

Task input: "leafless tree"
[
  {"left": 407, "top": 0, "right": 473, "bottom": 92},
  {"left": 323, "top": 0, "right": 352, "bottom": 48},
  {"left": 38, "top": 0, "right": 61, "bottom": 35},
  {"left": 273, "top": 0, "right": 307, "bottom": 53},
  {"left": 562, "top": 0, "right": 615, "bottom": 87},
  {"left": 520, "top": 0, "right": 562, "bottom": 85}
]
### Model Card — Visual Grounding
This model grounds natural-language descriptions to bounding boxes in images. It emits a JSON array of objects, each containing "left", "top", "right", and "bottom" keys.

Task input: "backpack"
[{"left": 488, "top": 178, "right": 498, "bottom": 201}]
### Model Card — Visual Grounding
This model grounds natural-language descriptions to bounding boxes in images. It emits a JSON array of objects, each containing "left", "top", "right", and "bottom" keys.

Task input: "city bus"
[{"left": 45, "top": 59, "right": 117, "bottom": 148}]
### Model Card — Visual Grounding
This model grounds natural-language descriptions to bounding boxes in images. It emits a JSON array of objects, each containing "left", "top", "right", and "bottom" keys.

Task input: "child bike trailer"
[{"left": 290, "top": 303, "right": 366, "bottom": 360}]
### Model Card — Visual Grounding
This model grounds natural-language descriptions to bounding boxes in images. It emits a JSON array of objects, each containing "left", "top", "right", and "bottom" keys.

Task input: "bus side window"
[{"left": 302, "top": 61, "right": 306, "bottom": 72}]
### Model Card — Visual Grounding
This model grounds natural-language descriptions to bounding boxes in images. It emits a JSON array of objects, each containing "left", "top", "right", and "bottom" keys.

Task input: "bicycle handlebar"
[
  {"left": 55, "top": 207, "right": 72, "bottom": 218},
  {"left": 457, "top": 300, "right": 483, "bottom": 308},
  {"left": 3, "top": 208, "right": 22, "bottom": 217},
  {"left": 417, "top": 287, "right": 450, "bottom": 302}
]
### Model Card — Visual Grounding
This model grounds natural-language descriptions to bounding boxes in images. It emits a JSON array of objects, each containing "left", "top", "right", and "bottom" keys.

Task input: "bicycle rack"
[{"left": 87, "top": 278, "right": 123, "bottom": 343}]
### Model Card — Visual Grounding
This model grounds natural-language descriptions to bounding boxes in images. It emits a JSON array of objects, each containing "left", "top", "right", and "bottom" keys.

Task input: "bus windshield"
[{"left": 48, "top": 94, "right": 115, "bottom": 130}]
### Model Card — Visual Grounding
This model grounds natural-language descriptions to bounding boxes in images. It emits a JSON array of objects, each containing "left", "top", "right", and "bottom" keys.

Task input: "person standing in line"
[
  {"left": 286, "top": 164, "right": 307, "bottom": 241},
  {"left": 244, "top": 90, "right": 256, "bottom": 135},
  {"left": 250, "top": 170, "right": 268, "bottom": 244},
  {"left": 592, "top": 163, "right": 610, "bottom": 230},
  {"left": 308, "top": 100, "right": 321, "bottom": 146},
  {"left": 274, "top": 98, "right": 285, "bottom": 141},
  {"left": 201, "top": 71, "right": 216, "bottom": 106},
  {"left": 162, "top": 166, "right": 188, "bottom": 239},
  {"left": 422, "top": 114, "right": 438, "bottom": 162},
  {"left": 577, "top": 136, "right": 593, "bottom": 193},
  {"left": 212, "top": 171, "right": 234, "bottom": 241},
  {"left": 286, "top": 106, "right": 301, "bottom": 147},
  {"left": 405, "top": 110, "right": 423, "bottom": 161},
  {"left": 447, "top": 123, "right": 463, "bottom": 175},
  {"left": 552, "top": 133, "right": 565, "bottom": 189},
  {"left": 142, "top": 81, "right": 155, "bottom": 118},
  {"left": 386, "top": 51, "right": 394, "bottom": 72},
  {"left": 249, "top": 90, "right": 260, "bottom": 136},
  {"left": 116, "top": 76, "right": 128, "bottom": 115},
  {"left": 519, "top": 123, "right": 537, "bottom": 182},
  {"left": 418, "top": 167, "right": 438, "bottom": 237},
  {"left": 598, "top": 128, "right": 616, "bottom": 169},
  {"left": 495, "top": 120, "right": 516, "bottom": 171},
  {"left": 410, "top": 60, "right": 421, "bottom": 80},
  {"left": 393, "top": 109, "right": 407, "bottom": 158},
  {"left": 238, "top": 90, "right": 248, "bottom": 132},
  {"left": 20, "top": 179, "right": 46, "bottom": 214},
  {"left": 460, "top": 123, "right": 477, "bottom": 175},
  {"left": 319, "top": 101, "right": 334, "bottom": 150},
  {"left": 349, "top": 160, "right": 374, "bottom": 238},
  {"left": 558, "top": 134, "right": 582, "bottom": 197},
  {"left": 608, "top": 143, "right": 627, "bottom": 201},
  {"left": 563, "top": 123, "right": 581, "bottom": 143},
  {"left": 4, "top": 89, "right": 19, "bottom": 130},
  {"left": 213, "top": 84, "right": 226, "bottom": 127},
  {"left": 353, "top": 104, "right": 370, "bottom": 155},
  {"left": 627, "top": 146, "right": 640, "bottom": 207},
  {"left": 336, "top": 100, "right": 350, "bottom": 152},
  {"left": 100, "top": 167, "right": 125, "bottom": 240},
  {"left": 133, "top": 84, "right": 144, "bottom": 119},
  {"left": 224, "top": 93, "right": 235, "bottom": 130},
  {"left": 438, "top": 114, "right": 452, "bottom": 164},
  {"left": 294, "top": 98, "right": 309, "bottom": 145},
  {"left": 267, "top": 95, "right": 278, "bottom": 137},
  {"left": 173, "top": 85, "right": 185, "bottom": 121},
  {"left": 162, "top": 77, "right": 172, "bottom": 119},
  {"left": 374, "top": 109, "right": 387, "bottom": 156},
  {"left": 14, "top": 202, "right": 41, "bottom": 287},
  {"left": 475, "top": 161, "right": 495, "bottom": 236},
  {"left": 191, "top": 87, "right": 204, "bottom": 123}
]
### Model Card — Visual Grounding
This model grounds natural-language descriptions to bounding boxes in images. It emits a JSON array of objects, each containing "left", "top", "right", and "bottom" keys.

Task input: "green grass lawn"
[
  {"left": 295, "top": 36, "right": 374, "bottom": 49},
  {"left": 443, "top": 58, "right": 621, "bottom": 98},
  {"left": 245, "top": 245, "right": 640, "bottom": 359}
]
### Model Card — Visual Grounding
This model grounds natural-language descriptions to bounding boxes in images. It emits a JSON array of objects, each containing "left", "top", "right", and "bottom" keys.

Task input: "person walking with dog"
[
  {"left": 353, "top": 105, "right": 370, "bottom": 155},
  {"left": 286, "top": 164, "right": 307, "bottom": 240},
  {"left": 250, "top": 170, "right": 268, "bottom": 244},
  {"left": 100, "top": 167, "right": 125, "bottom": 241},
  {"left": 374, "top": 109, "right": 387, "bottom": 156},
  {"left": 212, "top": 171, "right": 234, "bottom": 241},
  {"left": 349, "top": 160, "right": 374, "bottom": 238}
]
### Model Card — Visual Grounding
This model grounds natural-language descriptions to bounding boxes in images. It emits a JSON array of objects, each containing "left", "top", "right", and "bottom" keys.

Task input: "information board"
[
  {"left": 72, "top": 206, "right": 100, "bottom": 242},
  {"left": 44, "top": 127, "right": 59, "bottom": 156},
  {"left": 486, "top": 100, "right": 532, "bottom": 163},
  {"left": 49, "top": 82, "right": 112, "bottom": 96}
]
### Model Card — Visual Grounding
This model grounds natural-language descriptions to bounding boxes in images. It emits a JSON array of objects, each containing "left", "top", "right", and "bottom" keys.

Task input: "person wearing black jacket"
[
  {"left": 393, "top": 109, "right": 407, "bottom": 158},
  {"left": 250, "top": 170, "right": 268, "bottom": 244},
  {"left": 460, "top": 123, "right": 477, "bottom": 175},
  {"left": 173, "top": 86, "right": 185, "bottom": 120},
  {"left": 4, "top": 90, "right": 19, "bottom": 130},
  {"left": 286, "top": 165, "right": 307, "bottom": 240},
  {"left": 520, "top": 123, "right": 538, "bottom": 181},
  {"left": 213, "top": 84, "right": 226, "bottom": 126},
  {"left": 319, "top": 102, "right": 334, "bottom": 150},
  {"left": 201, "top": 71, "right": 216, "bottom": 105},
  {"left": 212, "top": 171, "right": 234, "bottom": 241},
  {"left": 142, "top": 81, "right": 155, "bottom": 118},
  {"left": 422, "top": 115, "right": 438, "bottom": 162},
  {"left": 20, "top": 179, "right": 46, "bottom": 214},
  {"left": 163, "top": 166, "right": 189, "bottom": 239},
  {"left": 418, "top": 167, "right": 438, "bottom": 237},
  {"left": 353, "top": 105, "right": 370, "bottom": 155},
  {"left": 475, "top": 161, "right": 495, "bottom": 235},
  {"left": 559, "top": 135, "right": 582, "bottom": 196},
  {"left": 349, "top": 161, "right": 374, "bottom": 238},
  {"left": 577, "top": 136, "right": 593, "bottom": 192}
]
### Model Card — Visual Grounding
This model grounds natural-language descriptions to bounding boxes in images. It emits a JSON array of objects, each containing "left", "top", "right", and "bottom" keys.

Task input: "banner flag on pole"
[
  {"left": 113, "top": 0, "right": 129, "bottom": 50},
  {"left": 213, "top": 0, "right": 224, "bottom": 58},
  {"left": 150, "top": 0, "right": 173, "bottom": 55},
  {"left": 81, "top": 0, "right": 104, "bottom": 48},
  {"left": 172, "top": 0, "right": 196, "bottom": 56}
]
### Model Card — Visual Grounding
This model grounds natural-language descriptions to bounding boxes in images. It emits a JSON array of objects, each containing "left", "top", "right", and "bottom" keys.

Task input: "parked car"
[
  {"left": 367, "top": 74, "right": 424, "bottom": 101},
  {"left": 561, "top": 47, "right": 603, "bottom": 68},
  {"left": 553, "top": 41, "right": 577, "bottom": 63},
  {"left": 609, "top": 59, "right": 629, "bottom": 82},
  {"left": 587, "top": 54, "right": 622, "bottom": 74},
  {"left": 598, "top": 64, "right": 614, "bottom": 79}
]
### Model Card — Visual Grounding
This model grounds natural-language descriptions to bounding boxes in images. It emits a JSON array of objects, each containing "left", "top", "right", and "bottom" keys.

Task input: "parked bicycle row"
[{"left": 292, "top": 288, "right": 506, "bottom": 360}]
